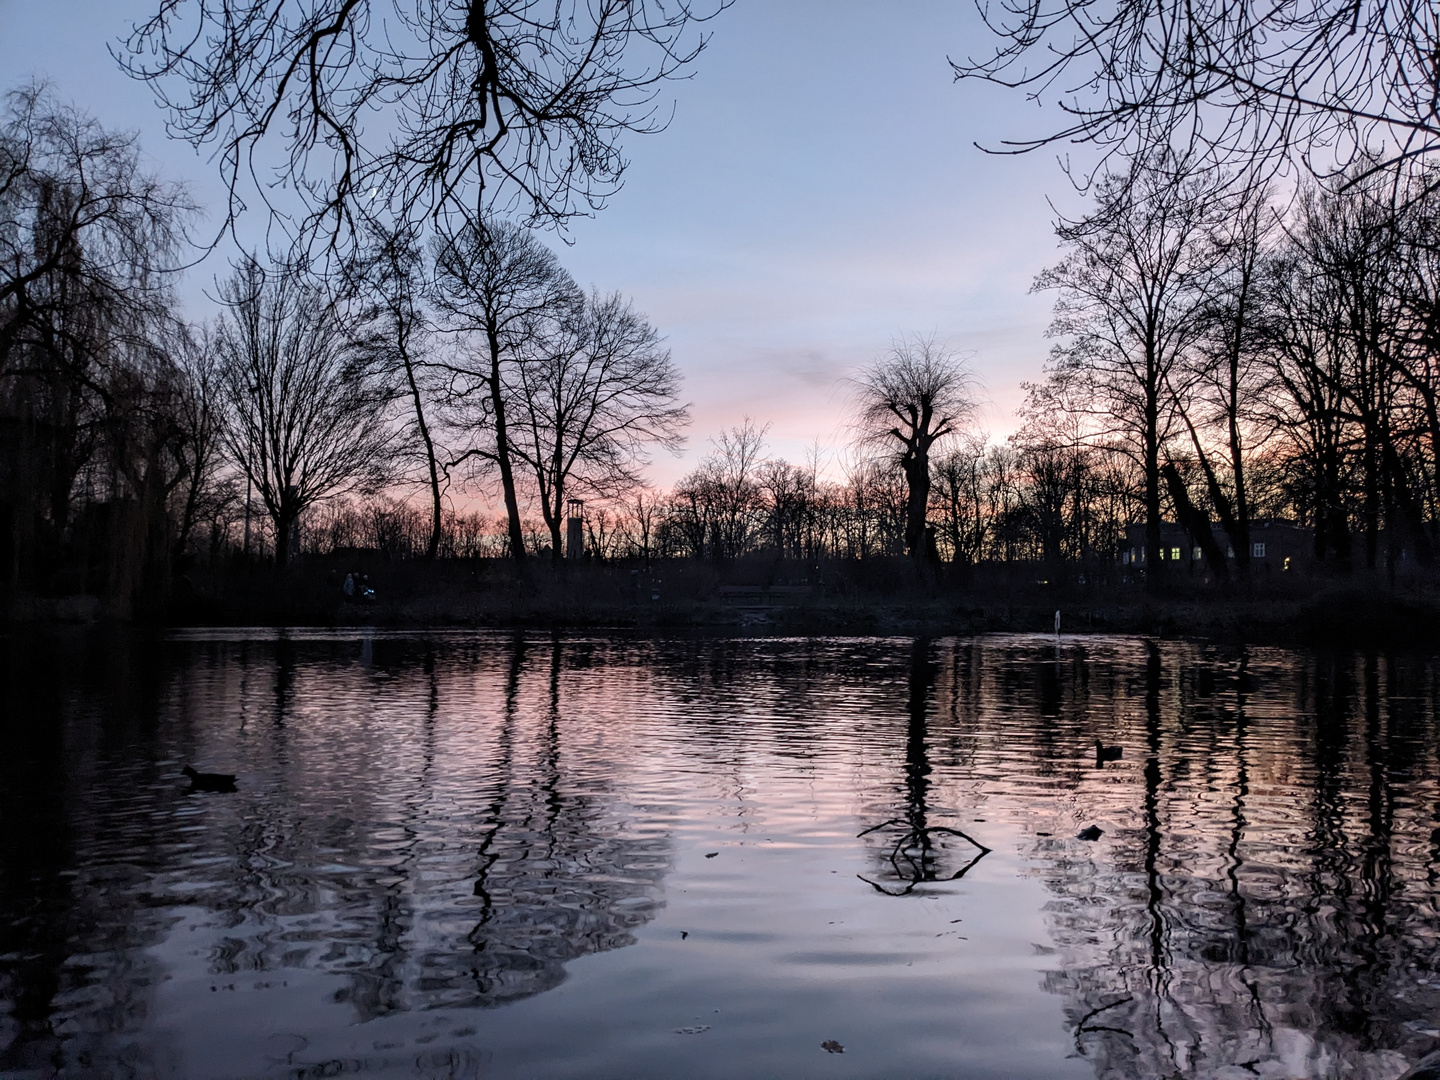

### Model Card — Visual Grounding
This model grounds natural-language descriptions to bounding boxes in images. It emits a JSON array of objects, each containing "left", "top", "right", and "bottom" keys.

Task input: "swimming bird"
[
  {"left": 182, "top": 765, "right": 237, "bottom": 793},
  {"left": 1076, "top": 825, "right": 1103, "bottom": 841},
  {"left": 1094, "top": 740, "right": 1123, "bottom": 766}
]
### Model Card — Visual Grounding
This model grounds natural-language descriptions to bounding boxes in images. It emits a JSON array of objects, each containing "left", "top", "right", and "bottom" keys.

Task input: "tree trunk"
[
  {"left": 1227, "top": 347, "right": 1251, "bottom": 581},
  {"left": 903, "top": 446, "right": 930, "bottom": 559},
  {"left": 401, "top": 346, "right": 443, "bottom": 559},
  {"left": 1163, "top": 463, "right": 1229, "bottom": 577},
  {"left": 487, "top": 328, "right": 526, "bottom": 563},
  {"left": 1144, "top": 392, "right": 1163, "bottom": 591},
  {"left": 548, "top": 447, "right": 567, "bottom": 566},
  {"left": 1362, "top": 427, "right": 1381, "bottom": 571},
  {"left": 541, "top": 481, "right": 563, "bottom": 565},
  {"left": 174, "top": 461, "right": 203, "bottom": 561},
  {"left": 274, "top": 504, "right": 296, "bottom": 567}
]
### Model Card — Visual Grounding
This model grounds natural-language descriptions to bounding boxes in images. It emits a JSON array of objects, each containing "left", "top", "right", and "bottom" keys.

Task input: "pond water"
[{"left": 2, "top": 630, "right": 1438, "bottom": 1080}]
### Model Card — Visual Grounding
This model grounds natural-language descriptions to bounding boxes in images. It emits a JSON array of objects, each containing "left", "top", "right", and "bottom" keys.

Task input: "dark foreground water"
[{"left": 2, "top": 631, "right": 1439, "bottom": 1080}]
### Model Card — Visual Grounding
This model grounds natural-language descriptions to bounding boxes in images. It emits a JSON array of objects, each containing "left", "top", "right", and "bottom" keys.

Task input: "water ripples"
[{"left": 1, "top": 630, "right": 1438, "bottom": 1078}]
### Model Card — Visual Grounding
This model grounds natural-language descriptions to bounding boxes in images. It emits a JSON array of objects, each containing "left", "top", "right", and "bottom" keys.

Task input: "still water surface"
[{"left": 2, "top": 631, "right": 1439, "bottom": 1079}]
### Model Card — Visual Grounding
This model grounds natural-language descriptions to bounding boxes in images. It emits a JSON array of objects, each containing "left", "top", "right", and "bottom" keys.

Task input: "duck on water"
[{"left": 182, "top": 766, "right": 237, "bottom": 794}]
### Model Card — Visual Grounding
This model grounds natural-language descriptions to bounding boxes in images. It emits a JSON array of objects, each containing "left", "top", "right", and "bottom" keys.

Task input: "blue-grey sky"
[{"left": 0, "top": 0, "right": 1088, "bottom": 485}]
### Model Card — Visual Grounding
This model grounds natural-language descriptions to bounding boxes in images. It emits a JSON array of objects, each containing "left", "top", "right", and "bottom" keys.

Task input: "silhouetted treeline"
[
  {"left": 265, "top": 156, "right": 1440, "bottom": 585},
  {"left": 15, "top": 83, "right": 1440, "bottom": 619},
  {"left": 1022, "top": 157, "right": 1440, "bottom": 582}
]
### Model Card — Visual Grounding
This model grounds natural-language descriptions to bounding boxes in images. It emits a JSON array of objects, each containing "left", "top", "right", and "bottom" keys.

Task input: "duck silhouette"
[
  {"left": 182, "top": 765, "right": 237, "bottom": 794},
  {"left": 1076, "top": 825, "right": 1104, "bottom": 841},
  {"left": 1094, "top": 740, "right": 1123, "bottom": 767}
]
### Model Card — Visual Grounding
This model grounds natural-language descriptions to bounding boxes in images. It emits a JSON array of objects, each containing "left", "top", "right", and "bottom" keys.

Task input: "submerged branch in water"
[{"left": 857, "top": 820, "right": 992, "bottom": 896}]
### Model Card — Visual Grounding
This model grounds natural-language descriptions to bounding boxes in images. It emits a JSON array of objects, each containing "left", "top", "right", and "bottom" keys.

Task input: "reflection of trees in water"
[
  {"left": 9, "top": 632, "right": 1440, "bottom": 1078},
  {"left": 220, "top": 632, "right": 670, "bottom": 1017},
  {"left": 0, "top": 631, "right": 671, "bottom": 1073},
  {"left": 1004, "top": 642, "right": 1440, "bottom": 1080},
  {"left": 0, "top": 632, "right": 178, "bottom": 1076},
  {"left": 459, "top": 634, "right": 667, "bottom": 1008},
  {"left": 860, "top": 638, "right": 990, "bottom": 895}
]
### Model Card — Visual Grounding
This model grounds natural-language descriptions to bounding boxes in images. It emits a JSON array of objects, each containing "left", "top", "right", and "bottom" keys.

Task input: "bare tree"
[
  {"left": 120, "top": 0, "right": 727, "bottom": 247},
  {"left": 627, "top": 488, "right": 661, "bottom": 566},
  {"left": 1259, "top": 175, "right": 1411, "bottom": 570},
  {"left": 853, "top": 337, "right": 978, "bottom": 560},
  {"left": 931, "top": 435, "right": 989, "bottom": 565},
  {"left": 431, "top": 219, "right": 578, "bottom": 561},
  {"left": 348, "top": 224, "right": 446, "bottom": 558},
  {"left": 1391, "top": 171, "right": 1440, "bottom": 547},
  {"left": 953, "top": 0, "right": 1440, "bottom": 188},
  {"left": 214, "top": 256, "right": 395, "bottom": 565},
  {"left": 168, "top": 325, "right": 230, "bottom": 560},
  {"left": 507, "top": 290, "right": 687, "bottom": 563},
  {"left": 758, "top": 457, "right": 819, "bottom": 559},
  {"left": 670, "top": 419, "right": 769, "bottom": 560},
  {"left": 1036, "top": 157, "right": 1218, "bottom": 581},
  {"left": 1181, "top": 186, "right": 1277, "bottom": 581}
]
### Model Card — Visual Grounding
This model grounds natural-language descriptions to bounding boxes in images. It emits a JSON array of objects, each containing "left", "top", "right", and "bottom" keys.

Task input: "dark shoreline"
[{"left": 8, "top": 558, "right": 1438, "bottom": 650}]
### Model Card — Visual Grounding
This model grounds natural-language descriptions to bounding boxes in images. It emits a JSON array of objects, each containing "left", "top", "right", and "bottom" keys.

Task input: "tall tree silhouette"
[
  {"left": 431, "top": 220, "right": 578, "bottom": 562},
  {"left": 213, "top": 255, "right": 395, "bottom": 564},
  {"left": 854, "top": 338, "right": 978, "bottom": 560},
  {"left": 1036, "top": 157, "right": 1218, "bottom": 581},
  {"left": 506, "top": 290, "right": 687, "bottom": 564}
]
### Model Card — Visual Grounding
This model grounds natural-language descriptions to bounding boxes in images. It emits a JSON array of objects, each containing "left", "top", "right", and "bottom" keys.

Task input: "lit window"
[
  {"left": 1170, "top": 547, "right": 1181, "bottom": 561},
  {"left": 1192, "top": 546, "right": 1203, "bottom": 561},
  {"left": 1252, "top": 542, "right": 1266, "bottom": 558}
]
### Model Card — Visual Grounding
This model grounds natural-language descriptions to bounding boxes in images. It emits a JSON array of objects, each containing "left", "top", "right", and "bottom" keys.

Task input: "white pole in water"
[{"left": 1054, "top": 610, "right": 1061, "bottom": 636}]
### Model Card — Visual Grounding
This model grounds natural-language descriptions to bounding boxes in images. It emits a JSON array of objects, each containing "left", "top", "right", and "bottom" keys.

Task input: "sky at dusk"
[{"left": 0, "top": 1, "right": 1095, "bottom": 487}]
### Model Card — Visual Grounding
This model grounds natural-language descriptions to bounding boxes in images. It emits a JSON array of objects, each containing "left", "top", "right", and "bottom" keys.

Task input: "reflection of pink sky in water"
[{"left": 2, "top": 633, "right": 1437, "bottom": 1078}]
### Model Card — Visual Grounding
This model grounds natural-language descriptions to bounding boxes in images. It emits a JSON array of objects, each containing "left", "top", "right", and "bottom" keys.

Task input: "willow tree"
[
  {"left": 0, "top": 84, "right": 192, "bottom": 596},
  {"left": 854, "top": 338, "right": 978, "bottom": 561}
]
